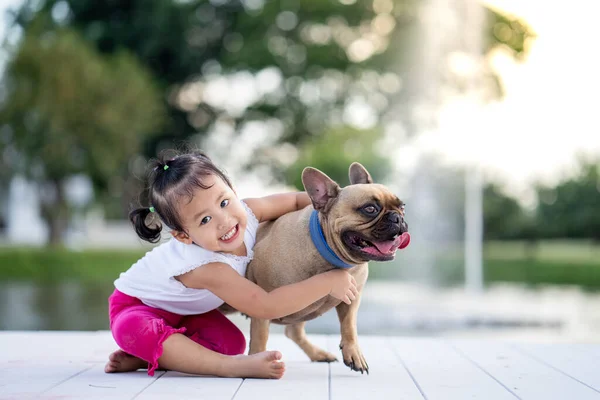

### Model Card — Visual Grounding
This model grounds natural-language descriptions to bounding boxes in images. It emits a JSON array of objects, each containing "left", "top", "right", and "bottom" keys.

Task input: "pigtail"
[
  {"left": 129, "top": 207, "right": 162, "bottom": 243},
  {"left": 130, "top": 148, "right": 234, "bottom": 238}
]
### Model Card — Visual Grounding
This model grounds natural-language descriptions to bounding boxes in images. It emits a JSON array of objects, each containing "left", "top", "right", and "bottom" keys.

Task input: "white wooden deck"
[{"left": 1, "top": 331, "right": 600, "bottom": 399}]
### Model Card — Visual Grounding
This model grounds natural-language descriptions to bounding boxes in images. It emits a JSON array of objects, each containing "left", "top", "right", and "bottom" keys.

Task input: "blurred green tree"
[
  {"left": 0, "top": 26, "right": 164, "bottom": 246},
  {"left": 9, "top": 0, "right": 533, "bottom": 174},
  {"left": 483, "top": 184, "right": 529, "bottom": 240},
  {"left": 536, "top": 157, "right": 600, "bottom": 241}
]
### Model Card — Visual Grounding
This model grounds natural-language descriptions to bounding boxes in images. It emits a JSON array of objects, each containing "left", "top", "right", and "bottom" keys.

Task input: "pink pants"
[{"left": 108, "top": 289, "right": 246, "bottom": 376}]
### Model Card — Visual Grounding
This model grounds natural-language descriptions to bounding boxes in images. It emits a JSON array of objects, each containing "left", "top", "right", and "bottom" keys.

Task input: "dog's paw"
[
  {"left": 309, "top": 348, "right": 338, "bottom": 363},
  {"left": 340, "top": 342, "right": 369, "bottom": 374}
]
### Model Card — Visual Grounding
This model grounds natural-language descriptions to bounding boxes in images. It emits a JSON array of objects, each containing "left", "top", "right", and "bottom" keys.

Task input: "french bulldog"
[{"left": 240, "top": 162, "right": 410, "bottom": 374}]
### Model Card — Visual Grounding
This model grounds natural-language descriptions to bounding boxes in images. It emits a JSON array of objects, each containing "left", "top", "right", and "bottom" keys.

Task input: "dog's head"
[{"left": 302, "top": 162, "right": 410, "bottom": 263}]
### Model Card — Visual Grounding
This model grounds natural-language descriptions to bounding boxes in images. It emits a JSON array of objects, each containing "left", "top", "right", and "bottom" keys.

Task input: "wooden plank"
[
  {"left": 133, "top": 333, "right": 246, "bottom": 400},
  {"left": 327, "top": 335, "right": 424, "bottom": 400},
  {"left": 451, "top": 340, "right": 600, "bottom": 399},
  {"left": 0, "top": 331, "right": 118, "bottom": 399},
  {"left": 392, "top": 338, "right": 517, "bottom": 400},
  {"left": 0, "top": 361, "right": 92, "bottom": 399},
  {"left": 40, "top": 363, "right": 165, "bottom": 400},
  {"left": 6, "top": 331, "right": 600, "bottom": 400},
  {"left": 0, "top": 331, "right": 116, "bottom": 363},
  {"left": 135, "top": 372, "right": 242, "bottom": 400},
  {"left": 233, "top": 333, "right": 330, "bottom": 400},
  {"left": 512, "top": 343, "right": 600, "bottom": 393}
]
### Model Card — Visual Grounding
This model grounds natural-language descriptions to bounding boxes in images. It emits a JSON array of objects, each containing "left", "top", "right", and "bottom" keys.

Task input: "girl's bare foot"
[
  {"left": 104, "top": 350, "right": 147, "bottom": 373},
  {"left": 225, "top": 350, "right": 286, "bottom": 379}
]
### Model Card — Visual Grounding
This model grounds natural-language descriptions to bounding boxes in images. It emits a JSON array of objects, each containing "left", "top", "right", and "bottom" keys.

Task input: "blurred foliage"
[
  {"left": 0, "top": 24, "right": 164, "bottom": 245},
  {"left": 9, "top": 0, "right": 534, "bottom": 168},
  {"left": 536, "top": 158, "right": 600, "bottom": 241},
  {"left": 484, "top": 6, "right": 532, "bottom": 59},
  {"left": 285, "top": 126, "right": 391, "bottom": 189},
  {"left": 483, "top": 184, "right": 532, "bottom": 240},
  {"left": 1, "top": 0, "right": 535, "bottom": 245},
  {"left": 483, "top": 158, "right": 600, "bottom": 242}
]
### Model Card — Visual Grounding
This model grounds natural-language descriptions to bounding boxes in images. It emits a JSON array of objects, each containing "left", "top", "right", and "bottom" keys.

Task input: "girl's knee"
[
  {"left": 111, "top": 312, "right": 167, "bottom": 357},
  {"left": 223, "top": 325, "right": 246, "bottom": 355}
]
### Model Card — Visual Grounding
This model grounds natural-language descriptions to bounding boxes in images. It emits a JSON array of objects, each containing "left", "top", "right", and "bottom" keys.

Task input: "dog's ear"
[
  {"left": 349, "top": 162, "right": 373, "bottom": 184},
  {"left": 302, "top": 167, "right": 341, "bottom": 213}
]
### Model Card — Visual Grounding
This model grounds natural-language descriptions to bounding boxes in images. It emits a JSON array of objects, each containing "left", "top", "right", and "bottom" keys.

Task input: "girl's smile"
[{"left": 219, "top": 224, "right": 240, "bottom": 243}]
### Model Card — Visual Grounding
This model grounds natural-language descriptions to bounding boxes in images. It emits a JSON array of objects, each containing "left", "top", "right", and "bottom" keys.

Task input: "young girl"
[{"left": 105, "top": 150, "right": 357, "bottom": 380}]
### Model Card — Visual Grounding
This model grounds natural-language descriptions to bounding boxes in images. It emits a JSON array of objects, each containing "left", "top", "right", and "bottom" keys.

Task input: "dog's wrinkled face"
[
  {"left": 302, "top": 162, "right": 410, "bottom": 263},
  {"left": 335, "top": 185, "right": 410, "bottom": 262}
]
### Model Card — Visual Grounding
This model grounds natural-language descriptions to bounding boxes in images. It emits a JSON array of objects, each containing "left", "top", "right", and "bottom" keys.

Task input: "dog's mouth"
[{"left": 343, "top": 231, "right": 411, "bottom": 261}]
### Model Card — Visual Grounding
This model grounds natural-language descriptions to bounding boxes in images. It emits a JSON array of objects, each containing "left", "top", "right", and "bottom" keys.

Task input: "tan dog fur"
[{"left": 245, "top": 163, "right": 408, "bottom": 374}]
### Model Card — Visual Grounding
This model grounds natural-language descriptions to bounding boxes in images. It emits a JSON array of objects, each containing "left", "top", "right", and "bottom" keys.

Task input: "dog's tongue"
[{"left": 372, "top": 232, "right": 411, "bottom": 255}]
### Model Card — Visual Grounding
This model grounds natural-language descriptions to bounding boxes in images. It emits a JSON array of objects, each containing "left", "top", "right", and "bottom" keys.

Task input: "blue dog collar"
[{"left": 309, "top": 210, "right": 353, "bottom": 269}]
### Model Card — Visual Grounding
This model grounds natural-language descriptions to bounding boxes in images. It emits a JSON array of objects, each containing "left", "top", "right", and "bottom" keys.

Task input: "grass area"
[
  {"left": 1, "top": 240, "right": 600, "bottom": 289},
  {"left": 483, "top": 240, "right": 600, "bottom": 289},
  {"left": 484, "top": 259, "right": 600, "bottom": 289},
  {"left": 0, "top": 247, "right": 146, "bottom": 282},
  {"left": 484, "top": 240, "right": 600, "bottom": 263}
]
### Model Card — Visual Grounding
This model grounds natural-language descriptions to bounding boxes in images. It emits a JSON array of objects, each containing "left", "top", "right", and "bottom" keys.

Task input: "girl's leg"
[
  {"left": 106, "top": 290, "right": 153, "bottom": 373},
  {"left": 179, "top": 309, "right": 246, "bottom": 356},
  {"left": 108, "top": 297, "right": 285, "bottom": 378},
  {"left": 159, "top": 333, "right": 285, "bottom": 379},
  {"left": 108, "top": 303, "right": 186, "bottom": 376}
]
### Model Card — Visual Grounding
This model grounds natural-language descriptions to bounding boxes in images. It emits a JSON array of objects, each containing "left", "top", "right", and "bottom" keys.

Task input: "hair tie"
[{"left": 149, "top": 206, "right": 155, "bottom": 213}]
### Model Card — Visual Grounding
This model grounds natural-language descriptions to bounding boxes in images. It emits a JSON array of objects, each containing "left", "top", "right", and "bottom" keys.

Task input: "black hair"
[{"left": 129, "top": 149, "right": 233, "bottom": 243}]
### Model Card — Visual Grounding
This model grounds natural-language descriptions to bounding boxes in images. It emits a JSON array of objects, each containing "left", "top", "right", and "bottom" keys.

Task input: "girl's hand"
[{"left": 325, "top": 270, "right": 358, "bottom": 304}]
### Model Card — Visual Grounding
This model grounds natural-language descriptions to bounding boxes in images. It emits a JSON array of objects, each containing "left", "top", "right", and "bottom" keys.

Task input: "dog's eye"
[{"left": 362, "top": 205, "right": 378, "bottom": 215}]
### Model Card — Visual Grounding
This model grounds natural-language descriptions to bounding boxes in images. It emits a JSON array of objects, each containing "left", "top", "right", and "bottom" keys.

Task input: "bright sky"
[
  {"left": 419, "top": 0, "right": 600, "bottom": 203},
  {"left": 1, "top": 0, "right": 598, "bottom": 202},
  {"left": 486, "top": 0, "right": 600, "bottom": 197}
]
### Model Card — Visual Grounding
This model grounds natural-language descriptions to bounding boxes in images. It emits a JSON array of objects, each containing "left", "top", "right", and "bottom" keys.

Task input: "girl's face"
[{"left": 172, "top": 175, "right": 248, "bottom": 255}]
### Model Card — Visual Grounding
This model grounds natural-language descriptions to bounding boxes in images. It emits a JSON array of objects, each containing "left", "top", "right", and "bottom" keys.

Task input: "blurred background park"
[{"left": 0, "top": 0, "right": 599, "bottom": 342}]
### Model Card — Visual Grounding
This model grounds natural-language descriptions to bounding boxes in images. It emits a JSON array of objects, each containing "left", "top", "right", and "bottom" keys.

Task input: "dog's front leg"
[
  {"left": 335, "top": 292, "right": 368, "bottom": 374},
  {"left": 248, "top": 317, "right": 270, "bottom": 354}
]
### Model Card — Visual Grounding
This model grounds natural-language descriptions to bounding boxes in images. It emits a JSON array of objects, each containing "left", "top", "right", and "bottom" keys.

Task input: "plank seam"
[
  {"left": 446, "top": 341, "right": 522, "bottom": 400},
  {"left": 131, "top": 370, "right": 167, "bottom": 399},
  {"left": 387, "top": 338, "right": 428, "bottom": 400},
  {"left": 229, "top": 378, "right": 245, "bottom": 400},
  {"left": 328, "top": 360, "right": 332, "bottom": 400},
  {"left": 39, "top": 363, "right": 95, "bottom": 395}
]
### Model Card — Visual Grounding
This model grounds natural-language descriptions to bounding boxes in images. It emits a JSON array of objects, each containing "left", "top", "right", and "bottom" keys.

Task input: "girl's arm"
[
  {"left": 176, "top": 262, "right": 357, "bottom": 320},
  {"left": 243, "top": 192, "right": 312, "bottom": 222}
]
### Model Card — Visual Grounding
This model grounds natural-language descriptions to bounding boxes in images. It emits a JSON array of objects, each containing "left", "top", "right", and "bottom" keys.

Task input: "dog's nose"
[{"left": 385, "top": 211, "right": 400, "bottom": 224}]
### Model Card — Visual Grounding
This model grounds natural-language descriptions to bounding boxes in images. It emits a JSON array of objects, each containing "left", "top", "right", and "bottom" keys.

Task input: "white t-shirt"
[{"left": 114, "top": 201, "right": 259, "bottom": 315}]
